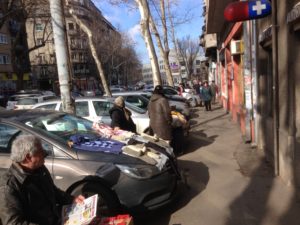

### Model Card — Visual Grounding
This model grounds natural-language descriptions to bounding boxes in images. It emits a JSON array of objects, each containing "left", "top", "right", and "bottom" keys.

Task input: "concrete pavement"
[{"left": 135, "top": 104, "right": 300, "bottom": 225}]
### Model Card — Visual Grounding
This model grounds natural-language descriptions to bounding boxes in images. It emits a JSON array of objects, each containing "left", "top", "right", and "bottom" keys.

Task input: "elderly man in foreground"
[{"left": 0, "top": 135, "right": 84, "bottom": 225}]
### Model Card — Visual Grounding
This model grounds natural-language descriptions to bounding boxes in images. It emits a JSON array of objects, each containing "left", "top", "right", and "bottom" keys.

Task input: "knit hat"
[
  {"left": 153, "top": 85, "right": 164, "bottom": 95},
  {"left": 114, "top": 96, "right": 125, "bottom": 107}
]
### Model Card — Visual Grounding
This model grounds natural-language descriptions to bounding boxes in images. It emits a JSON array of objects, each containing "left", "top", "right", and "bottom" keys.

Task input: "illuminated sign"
[{"left": 224, "top": 0, "right": 272, "bottom": 22}]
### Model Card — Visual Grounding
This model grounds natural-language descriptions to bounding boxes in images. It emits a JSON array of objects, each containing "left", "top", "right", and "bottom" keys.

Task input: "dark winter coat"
[
  {"left": 109, "top": 105, "right": 137, "bottom": 133},
  {"left": 148, "top": 93, "right": 173, "bottom": 140},
  {"left": 0, "top": 163, "right": 74, "bottom": 225}
]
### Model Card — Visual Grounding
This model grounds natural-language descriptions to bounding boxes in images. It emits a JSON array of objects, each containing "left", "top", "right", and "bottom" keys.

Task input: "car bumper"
[{"left": 113, "top": 169, "right": 180, "bottom": 212}]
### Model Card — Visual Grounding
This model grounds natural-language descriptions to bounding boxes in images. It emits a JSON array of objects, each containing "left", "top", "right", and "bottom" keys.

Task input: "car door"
[
  {"left": 124, "top": 95, "right": 149, "bottom": 110},
  {"left": 74, "top": 100, "right": 90, "bottom": 121},
  {"left": 90, "top": 100, "right": 113, "bottom": 125}
]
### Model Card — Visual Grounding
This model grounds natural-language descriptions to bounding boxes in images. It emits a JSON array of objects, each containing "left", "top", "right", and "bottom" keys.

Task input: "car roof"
[
  {"left": 0, "top": 109, "right": 64, "bottom": 121},
  {"left": 112, "top": 91, "right": 152, "bottom": 95}
]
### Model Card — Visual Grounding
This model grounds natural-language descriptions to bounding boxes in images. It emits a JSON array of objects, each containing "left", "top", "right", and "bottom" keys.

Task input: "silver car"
[
  {"left": 32, "top": 97, "right": 150, "bottom": 134},
  {"left": 0, "top": 110, "right": 180, "bottom": 216}
]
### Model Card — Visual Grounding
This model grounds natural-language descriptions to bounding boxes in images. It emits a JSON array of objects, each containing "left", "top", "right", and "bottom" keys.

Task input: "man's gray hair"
[{"left": 10, "top": 135, "right": 41, "bottom": 162}]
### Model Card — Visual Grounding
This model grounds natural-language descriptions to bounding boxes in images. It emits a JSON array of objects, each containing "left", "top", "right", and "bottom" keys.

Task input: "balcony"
[{"left": 206, "top": 0, "right": 236, "bottom": 34}]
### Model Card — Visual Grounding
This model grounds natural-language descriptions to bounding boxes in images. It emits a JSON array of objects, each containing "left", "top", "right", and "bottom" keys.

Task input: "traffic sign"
[{"left": 224, "top": 0, "right": 272, "bottom": 22}]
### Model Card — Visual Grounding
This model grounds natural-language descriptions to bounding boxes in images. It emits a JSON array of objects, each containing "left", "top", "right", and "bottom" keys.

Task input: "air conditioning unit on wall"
[{"left": 230, "top": 40, "right": 244, "bottom": 55}]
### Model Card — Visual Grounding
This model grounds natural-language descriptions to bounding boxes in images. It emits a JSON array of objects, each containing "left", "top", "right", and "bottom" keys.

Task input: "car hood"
[{"left": 76, "top": 150, "right": 151, "bottom": 165}]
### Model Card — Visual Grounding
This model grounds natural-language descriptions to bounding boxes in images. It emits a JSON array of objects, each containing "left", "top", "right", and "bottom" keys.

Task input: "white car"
[
  {"left": 165, "top": 86, "right": 201, "bottom": 107},
  {"left": 113, "top": 91, "right": 191, "bottom": 118},
  {"left": 32, "top": 97, "right": 150, "bottom": 134},
  {"left": 14, "top": 95, "right": 58, "bottom": 110}
]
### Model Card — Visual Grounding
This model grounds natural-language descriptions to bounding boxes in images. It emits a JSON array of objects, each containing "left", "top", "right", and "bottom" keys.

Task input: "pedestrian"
[
  {"left": 193, "top": 80, "right": 200, "bottom": 95},
  {"left": 0, "top": 135, "right": 85, "bottom": 225},
  {"left": 200, "top": 80, "right": 212, "bottom": 111},
  {"left": 210, "top": 80, "right": 218, "bottom": 104},
  {"left": 198, "top": 81, "right": 204, "bottom": 107},
  {"left": 148, "top": 85, "right": 173, "bottom": 143},
  {"left": 109, "top": 96, "right": 137, "bottom": 133}
]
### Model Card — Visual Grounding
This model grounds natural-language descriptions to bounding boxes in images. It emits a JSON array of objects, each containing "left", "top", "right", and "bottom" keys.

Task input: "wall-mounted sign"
[{"left": 224, "top": 0, "right": 272, "bottom": 22}]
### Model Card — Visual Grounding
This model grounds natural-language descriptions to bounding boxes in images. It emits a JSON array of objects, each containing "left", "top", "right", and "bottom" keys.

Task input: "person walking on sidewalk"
[
  {"left": 0, "top": 135, "right": 85, "bottom": 225},
  {"left": 148, "top": 85, "right": 173, "bottom": 143},
  {"left": 200, "top": 80, "right": 212, "bottom": 111},
  {"left": 210, "top": 80, "right": 218, "bottom": 104}
]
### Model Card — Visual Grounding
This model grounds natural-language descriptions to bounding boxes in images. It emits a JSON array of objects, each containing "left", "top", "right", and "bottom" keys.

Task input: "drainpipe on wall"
[{"left": 272, "top": 0, "right": 279, "bottom": 176}]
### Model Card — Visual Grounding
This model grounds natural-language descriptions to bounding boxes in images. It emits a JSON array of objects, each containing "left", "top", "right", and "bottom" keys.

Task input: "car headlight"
[{"left": 116, "top": 164, "right": 159, "bottom": 180}]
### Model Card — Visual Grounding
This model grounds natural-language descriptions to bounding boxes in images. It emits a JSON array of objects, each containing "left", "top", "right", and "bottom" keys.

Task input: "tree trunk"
[
  {"left": 67, "top": 6, "right": 111, "bottom": 97},
  {"left": 135, "top": 0, "right": 161, "bottom": 86},
  {"left": 149, "top": 15, "right": 174, "bottom": 87},
  {"left": 49, "top": 0, "right": 74, "bottom": 113},
  {"left": 160, "top": 0, "right": 174, "bottom": 87}
]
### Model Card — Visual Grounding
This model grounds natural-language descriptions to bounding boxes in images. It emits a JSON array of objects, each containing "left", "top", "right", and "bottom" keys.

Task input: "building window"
[
  {"left": 0, "top": 34, "right": 8, "bottom": 44},
  {"left": 35, "top": 23, "right": 43, "bottom": 31},
  {"left": 0, "top": 54, "right": 10, "bottom": 64},
  {"left": 68, "top": 23, "right": 74, "bottom": 30},
  {"left": 37, "top": 38, "right": 43, "bottom": 45},
  {"left": 40, "top": 66, "right": 47, "bottom": 77},
  {"left": 72, "top": 53, "right": 77, "bottom": 60},
  {"left": 37, "top": 53, "right": 46, "bottom": 64},
  {"left": 196, "top": 60, "right": 200, "bottom": 65}
]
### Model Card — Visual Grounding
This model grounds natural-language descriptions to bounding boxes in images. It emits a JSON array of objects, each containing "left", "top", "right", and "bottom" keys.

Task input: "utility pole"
[{"left": 49, "top": 0, "right": 74, "bottom": 113}]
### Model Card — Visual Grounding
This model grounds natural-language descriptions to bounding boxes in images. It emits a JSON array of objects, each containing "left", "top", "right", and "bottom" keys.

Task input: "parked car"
[
  {"left": 14, "top": 95, "right": 58, "bottom": 110},
  {"left": 111, "top": 91, "right": 191, "bottom": 118},
  {"left": 0, "top": 110, "right": 180, "bottom": 215},
  {"left": 6, "top": 93, "right": 41, "bottom": 110},
  {"left": 32, "top": 97, "right": 150, "bottom": 134},
  {"left": 165, "top": 86, "right": 201, "bottom": 107},
  {"left": 6, "top": 90, "right": 56, "bottom": 110}
]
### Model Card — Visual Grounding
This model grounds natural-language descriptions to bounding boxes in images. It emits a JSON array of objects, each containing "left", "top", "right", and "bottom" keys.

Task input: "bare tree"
[
  {"left": 66, "top": 0, "right": 112, "bottom": 97},
  {"left": 135, "top": 0, "right": 161, "bottom": 85},
  {"left": 177, "top": 35, "right": 200, "bottom": 80},
  {"left": 166, "top": 0, "right": 198, "bottom": 82},
  {"left": 148, "top": 0, "right": 174, "bottom": 86},
  {"left": 107, "top": 0, "right": 162, "bottom": 86}
]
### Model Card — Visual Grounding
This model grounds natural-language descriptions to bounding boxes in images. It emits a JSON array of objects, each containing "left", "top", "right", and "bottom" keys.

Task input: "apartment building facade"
[
  {"left": 26, "top": 0, "right": 119, "bottom": 94},
  {"left": 0, "top": 1, "right": 30, "bottom": 96},
  {"left": 142, "top": 49, "right": 208, "bottom": 86}
]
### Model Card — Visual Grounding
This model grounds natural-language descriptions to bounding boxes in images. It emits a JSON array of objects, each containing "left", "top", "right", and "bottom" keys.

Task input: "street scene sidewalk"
[{"left": 135, "top": 103, "right": 300, "bottom": 225}]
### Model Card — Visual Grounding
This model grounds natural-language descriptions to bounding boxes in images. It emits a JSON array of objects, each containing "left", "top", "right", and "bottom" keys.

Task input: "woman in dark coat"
[
  {"left": 109, "top": 96, "right": 137, "bottom": 133},
  {"left": 148, "top": 85, "right": 173, "bottom": 141}
]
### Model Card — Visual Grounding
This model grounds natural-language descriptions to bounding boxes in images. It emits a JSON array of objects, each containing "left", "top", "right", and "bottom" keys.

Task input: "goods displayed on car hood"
[{"left": 91, "top": 122, "right": 171, "bottom": 171}]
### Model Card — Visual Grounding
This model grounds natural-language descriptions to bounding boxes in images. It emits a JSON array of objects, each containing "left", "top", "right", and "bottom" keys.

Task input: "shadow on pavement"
[
  {"left": 134, "top": 160, "right": 209, "bottom": 225},
  {"left": 183, "top": 129, "right": 218, "bottom": 154},
  {"left": 190, "top": 112, "right": 228, "bottom": 129},
  {"left": 225, "top": 142, "right": 277, "bottom": 225}
]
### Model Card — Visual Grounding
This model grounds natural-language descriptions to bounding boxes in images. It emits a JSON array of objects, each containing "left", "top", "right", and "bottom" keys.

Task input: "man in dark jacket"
[
  {"left": 148, "top": 85, "right": 173, "bottom": 142},
  {"left": 0, "top": 135, "right": 84, "bottom": 225},
  {"left": 109, "top": 96, "right": 137, "bottom": 133}
]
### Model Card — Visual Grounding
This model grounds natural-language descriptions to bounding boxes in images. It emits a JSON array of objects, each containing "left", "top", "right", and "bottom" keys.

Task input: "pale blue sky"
[{"left": 93, "top": 0, "right": 204, "bottom": 63}]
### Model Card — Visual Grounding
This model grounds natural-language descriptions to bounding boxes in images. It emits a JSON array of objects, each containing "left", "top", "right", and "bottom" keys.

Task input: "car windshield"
[
  {"left": 20, "top": 113, "right": 99, "bottom": 144},
  {"left": 17, "top": 98, "right": 38, "bottom": 105},
  {"left": 125, "top": 102, "right": 147, "bottom": 114}
]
